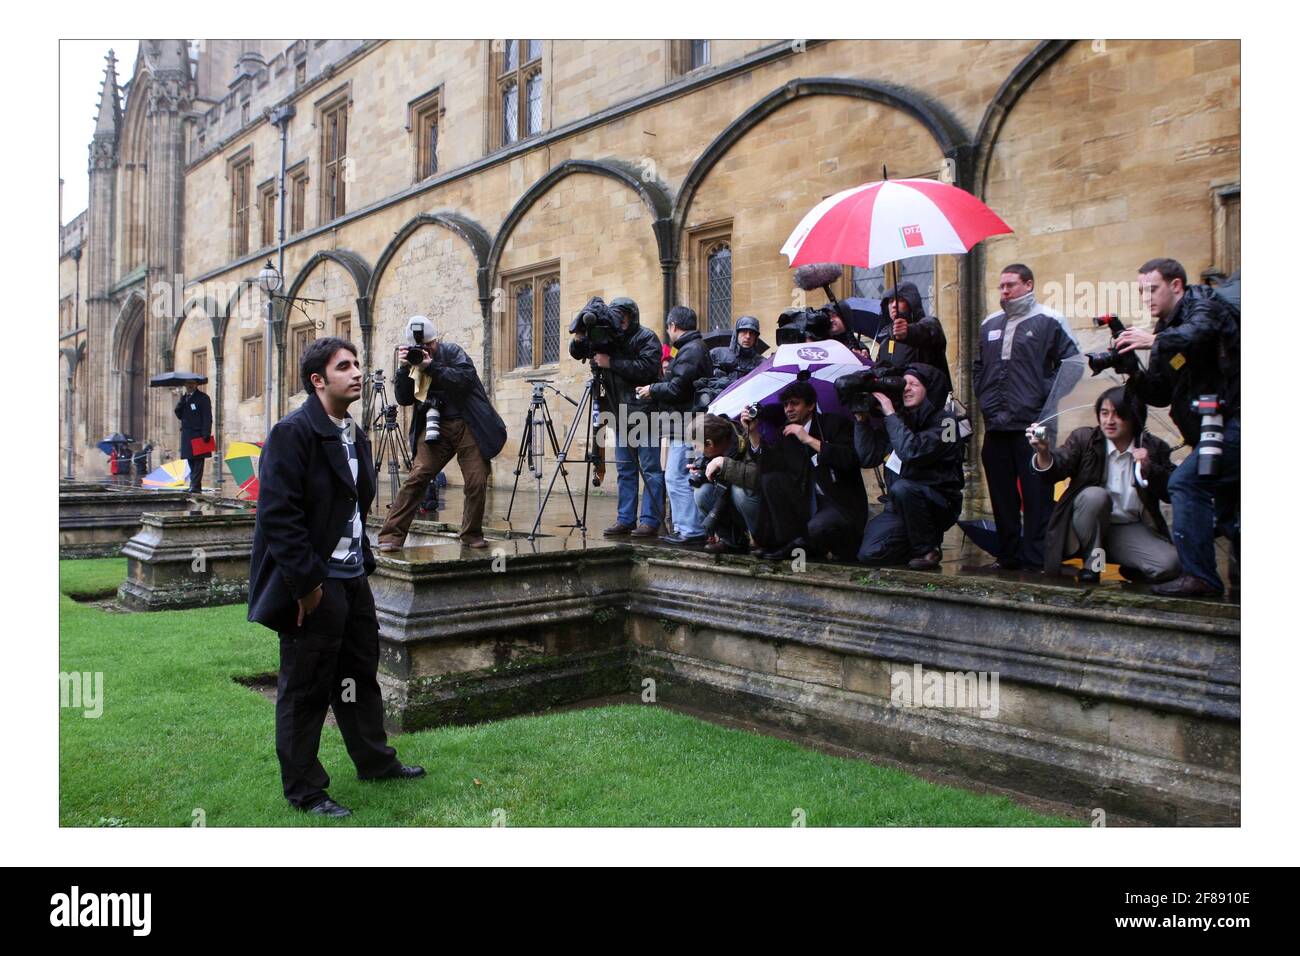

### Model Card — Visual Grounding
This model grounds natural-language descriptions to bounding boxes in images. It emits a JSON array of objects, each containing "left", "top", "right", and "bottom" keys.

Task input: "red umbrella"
[{"left": 781, "top": 178, "right": 1012, "bottom": 270}]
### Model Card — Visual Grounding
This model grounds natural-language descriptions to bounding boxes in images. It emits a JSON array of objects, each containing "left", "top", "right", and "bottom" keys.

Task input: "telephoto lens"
[
  {"left": 424, "top": 400, "right": 442, "bottom": 444},
  {"left": 1192, "top": 395, "right": 1224, "bottom": 477}
]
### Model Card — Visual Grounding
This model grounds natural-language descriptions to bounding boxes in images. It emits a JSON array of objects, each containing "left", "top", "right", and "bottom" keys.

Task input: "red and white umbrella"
[{"left": 781, "top": 178, "right": 1012, "bottom": 270}]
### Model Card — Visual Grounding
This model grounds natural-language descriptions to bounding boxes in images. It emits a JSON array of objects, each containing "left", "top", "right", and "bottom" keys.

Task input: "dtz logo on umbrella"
[{"left": 900, "top": 224, "right": 925, "bottom": 248}]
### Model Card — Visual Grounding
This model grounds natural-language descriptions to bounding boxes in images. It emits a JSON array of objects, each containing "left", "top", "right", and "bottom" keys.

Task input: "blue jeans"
[
  {"left": 1167, "top": 417, "right": 1240, "bottom": 592},
  {"left": 665, "top": 441, "right": 704, "bottom": 537},
  {"left": 615, "top": 441, "right": 665, "bottom": 528},
  {"left": 694, "top": 479, "right": 761, "bottom": 545}
]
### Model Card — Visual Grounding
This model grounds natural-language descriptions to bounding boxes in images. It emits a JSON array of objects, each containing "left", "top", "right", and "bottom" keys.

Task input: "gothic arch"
[
  {"left": 367, "top": 211, "right": 492, "bottom": 305},
  {"left": 174, "top": 294, "right": 225, "bottom": 360},
  {"left": 485, "top": 158, "right": 674, "bottom": 283},
  {"left": 108, "top": 291, "right": 148, "bottom": 439},
  {"left": 284, "top": 249, "right": 374, "bottom": 333},
  {"left": 670, "top": 75, "right": 972, "bottom": 258},
  {"left": 971, "top": 40, "right": 1076, "bottom": 200}
]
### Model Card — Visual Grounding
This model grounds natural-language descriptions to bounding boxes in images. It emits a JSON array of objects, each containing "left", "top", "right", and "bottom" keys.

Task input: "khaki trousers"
[{"left": 378, "top": 419, "right": 489, "bottom": 544}]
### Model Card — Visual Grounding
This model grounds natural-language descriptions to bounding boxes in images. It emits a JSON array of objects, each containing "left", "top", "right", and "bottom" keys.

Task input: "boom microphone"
[{"left": 793, "top": 262, "right": 844, "bottom": 293}]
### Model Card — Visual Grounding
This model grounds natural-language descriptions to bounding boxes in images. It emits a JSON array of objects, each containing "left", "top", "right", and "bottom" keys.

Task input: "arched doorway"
[{"left": 122, "top": 316, "right": 146, "bottom": 441}]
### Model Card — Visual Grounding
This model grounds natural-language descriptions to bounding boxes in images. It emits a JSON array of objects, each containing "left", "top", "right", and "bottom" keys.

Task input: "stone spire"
[{"left": 92, "top": 48, "right": 121, "bottom": 140}]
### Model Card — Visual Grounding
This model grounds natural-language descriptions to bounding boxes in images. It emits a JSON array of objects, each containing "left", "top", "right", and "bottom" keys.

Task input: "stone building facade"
[{"left": 58, "top": 38, "right": 1240, "bottom": 505}]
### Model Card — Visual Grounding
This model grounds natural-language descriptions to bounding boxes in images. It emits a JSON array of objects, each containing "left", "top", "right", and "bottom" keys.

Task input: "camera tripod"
[
  {"left": 529, "top": 362, "right": 607, "bottom": 539},
  {"left": 367, "top": 368, "right": 411, "bottom": 507},
  {"left": 506, "top": 379, "right": 581, "bottom": 526}
]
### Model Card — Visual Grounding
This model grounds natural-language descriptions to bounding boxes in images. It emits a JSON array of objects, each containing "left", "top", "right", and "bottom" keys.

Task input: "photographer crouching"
[
  {"left": 1115, "top": 258, "right": 1240, "bottom": 598},
  {"left": 752, "top": 380, "right": 867, "bottom": 562},
  {"left": 570, "top": 296, "right": 666, "bottom": 537},
  {"left": 1027, "top": 386, "right": 1179, "bottom": 584},
  {"left": 848, "top": 363, "right": 963, "bottom": 570},
  {"left": 687, "top": 412, "right": 762, "bottom": 554},
  {"left": 377, "top": 315, "right": 507, "bottom": 551}
]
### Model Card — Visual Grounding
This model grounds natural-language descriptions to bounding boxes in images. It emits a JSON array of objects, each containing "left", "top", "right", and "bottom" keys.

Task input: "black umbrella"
[
  {"left": 957, "top": 519, "right": 1013, "bottom": 558},
  {"left": 838, "top": 297, "right": 887, "bottom": 340},
  {"left": 149, "top": 371, "right": 208, "bottom": 387}
]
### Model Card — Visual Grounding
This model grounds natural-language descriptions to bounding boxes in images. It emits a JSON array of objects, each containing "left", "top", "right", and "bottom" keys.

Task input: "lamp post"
[{"left": 258, "top": 259, "right": 282, "bottom": 439}]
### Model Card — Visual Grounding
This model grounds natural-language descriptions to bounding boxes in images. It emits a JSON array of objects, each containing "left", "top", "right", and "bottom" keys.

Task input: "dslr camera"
[
  {"left": 405, "top": 315, "right": 437, "bottom": 366},
  {"left": 1085, "top": 314, "right": 1140, "bottom": 376},
  {"left": 569, "top": 296, "right": 622, "bottom": 352},
  {"left": 834, "top": 366, "right": 908, "bottom": 417}
]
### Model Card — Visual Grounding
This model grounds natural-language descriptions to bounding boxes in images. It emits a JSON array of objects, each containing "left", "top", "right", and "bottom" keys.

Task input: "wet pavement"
[{"left": 370, "top": 483, "right": 1240, "bottom": 608}]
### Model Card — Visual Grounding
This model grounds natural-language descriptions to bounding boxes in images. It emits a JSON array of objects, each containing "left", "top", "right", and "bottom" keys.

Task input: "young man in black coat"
[
  {"left": 248, "top": 336, "right": 424, "bottom": 818},
  {"left": 752, "top": 380, "right": 868, "bottom": 561},
  {"left": 174, "top": 381, "right": 212, "bottom": 493}
]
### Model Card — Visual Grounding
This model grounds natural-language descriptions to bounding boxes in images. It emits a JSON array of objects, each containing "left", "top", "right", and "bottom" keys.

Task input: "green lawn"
[{"left": 60, "top": 558, "right": 1078, "bottom": 827}]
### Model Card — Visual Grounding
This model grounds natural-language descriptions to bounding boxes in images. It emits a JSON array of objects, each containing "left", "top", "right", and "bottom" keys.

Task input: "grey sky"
[{"left": 60, "top": 39, "right": 138, "bottom": 224}]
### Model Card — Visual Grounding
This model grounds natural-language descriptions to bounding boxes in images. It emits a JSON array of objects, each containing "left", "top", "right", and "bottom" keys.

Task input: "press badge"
[
  {"left": 1169, "top": 353, "right": 1186, "bottom": 370},
  {"left": 887, "top": 340, "right": 896, "bottom": 354},
  {"left": 190, "top": 403, "right": 196, "bottom": 410},
  {"left": 885, "top": 451, "right": 903, "bottom": 474},
  {"left": 987, "top": 329, "right": 1002, "bottom": 341}
]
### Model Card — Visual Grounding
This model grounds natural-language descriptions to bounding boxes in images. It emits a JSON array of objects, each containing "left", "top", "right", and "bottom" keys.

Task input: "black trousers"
[
  {"left": 980, "top": 429, "right": 1054, "bottom": 569},
  {"left": 858, "top": 478, "right": 960, "bottom": 563},
  {"left": 186, "top": 457, "right": 205, "bottom": 492},
  {"left": 275, "top": 575, "right": 399, "bottom": 807},
  {"left": 758, "top": 471, "right": 863, "bottom": 560}
]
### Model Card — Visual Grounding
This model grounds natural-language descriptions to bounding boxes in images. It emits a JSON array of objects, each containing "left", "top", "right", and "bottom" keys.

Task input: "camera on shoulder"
[{"left": 570, "top": 296, "right": 621, "bottom": 352}]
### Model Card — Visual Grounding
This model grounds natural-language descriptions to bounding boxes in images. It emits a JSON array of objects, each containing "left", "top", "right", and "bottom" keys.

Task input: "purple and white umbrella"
[{"left": 708, "top": 340, "right": 869, "bottom": 428}]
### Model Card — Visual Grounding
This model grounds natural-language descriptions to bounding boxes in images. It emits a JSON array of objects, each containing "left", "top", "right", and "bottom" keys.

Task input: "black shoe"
[
  {"left": 659, "top": 532, "right": 707, "bottom": 546},
  {"left": 908, "top": 549, "right": 943, "bottom": 571},
  {"left": 757, "top": 539, "right": 802, "bottom": 560},
  {"left": 1150, "top": 575, "right": 1223, "bottom": 599},
  {"left": 302, "top": 796, "right": 352, "bottom": 817},
  {"left": 1077, "top": 567, "right": 1100, "bottom": 584},
  {"left": 359, "top": 763, "right": 427, "bottom": 782}
]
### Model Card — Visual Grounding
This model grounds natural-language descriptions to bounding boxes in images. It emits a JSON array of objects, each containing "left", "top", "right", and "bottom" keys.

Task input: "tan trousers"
[
  {"left": 1067, "top": 486, "right": 1180, "bottom": 579},
  {"left": 378, "top": 418, "right": 489, "bottom": 544}
]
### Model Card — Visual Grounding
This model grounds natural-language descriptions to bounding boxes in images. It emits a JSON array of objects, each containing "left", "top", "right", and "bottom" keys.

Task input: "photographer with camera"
[
  {"left": 872, "top": 283, "right": 952, "bottom": 395},
  {"left": 570, "top": 296, "right": 666, "bottom": 537},
  {"left": 752, "top": 380, "right": 867, "bottom": 562},
  {"left": 686, "top": 412, "right": 762, "bottom": 553},
  {"left": 1027, "top": 386, "right": 1179, "bottom": 585},
  {"left": 974, "top": 263, "right": 1084, "bottom": 572},
  {"left": 852, "top": 363, "right": 963, "bottom": 570},
  {"left": 377, "top": 315, "right": 507, "bottom": 552},
  {"left": 1115, "top": 257, "right": 1240, "bottom": 598},
  {"left": 636, "top": 305, "right": 710, "bottom": 544}
]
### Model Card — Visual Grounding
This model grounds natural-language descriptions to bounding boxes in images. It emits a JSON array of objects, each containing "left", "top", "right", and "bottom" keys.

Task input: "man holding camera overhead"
[
  {"left": 377, "top": 315, "right": 507, "bottom": 551},
  {"left": 853, "top": 363, "right": 964, "bottom": 570},
  {"left": 570, "top": 296, "right": 665, "bottom": 537}
]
